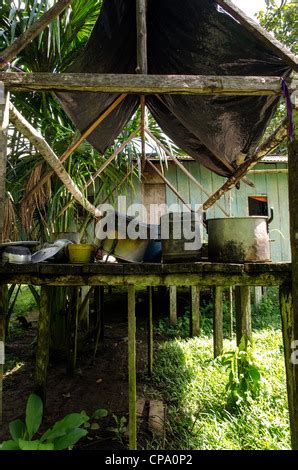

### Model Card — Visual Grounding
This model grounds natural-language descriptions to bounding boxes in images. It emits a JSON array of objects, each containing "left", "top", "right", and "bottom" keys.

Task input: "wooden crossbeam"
[
  {"left": 145, "top": 127, "right": 229, "bottom": 216},
  {"left": 9, "top": 104, "right": 101, "bottom": 218},
  {"left": 216, "top": 0, "right": 298, "bottom": 72},
  {"left": 0, "top": 0, "right": 73, "bottom": 71},
  {"left": 145, "top": 158, "right": 192, "bottom": 211},
  {"left": 203, "top": 118, "right": 288, "bottom": 211},
  {"left": 22, "top": 93, "right": 127, "bottom": 205},
  {"left": 0, "top": 73, "right": 292, "bottom": 96}
]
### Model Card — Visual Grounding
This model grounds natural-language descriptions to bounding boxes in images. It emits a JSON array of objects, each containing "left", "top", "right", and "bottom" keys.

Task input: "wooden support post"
[
  {"left": 235, "top": 286, "right": 252, "bottom": 346},
  {"left": 136, "top": 0, "right": 148, "bottom": 74},
  {"left": 254, "top": 286, "right": 263, "bottom": 307},
  {"left": 229, "top": 287, "right": 234, "bottom": 339},
  {"left": 191, "top": 286, "right": 200, "bottom": 337},
  {"left": 0, "top": 285, "right": 8, "bottom": 424},
  {"left": 35, "top": 286, "right": 51, "bottom": 403},
  {"left": 128, "top": 285, "right": 137, "bottom": 450},
  {"left": 169, "top": 286, "right": 177, "bottom": 326},
  {"left": 147, "top": 286, "right": 153, "bottom": 377},
  {"left": 0, "top": 82, "right": 9, "bottom": 242},
  {"left": 93, "top": 286, "right": 104, "bottom": 359},
  {"left": 213, "top": 287, "right": 223, "bottom": 358},
  {"left": 66, "top": 287, "right": 79, "bottom": 376},
  {"left": 280, "top": 285, "right": 298, "bottom": 449},
  {"left": 287, "top": 91, "right": 298, "bottom": 449}
]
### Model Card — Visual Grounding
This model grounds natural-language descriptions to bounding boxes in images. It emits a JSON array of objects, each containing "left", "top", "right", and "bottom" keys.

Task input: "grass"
[{"left": 149, "top": 288, "right": 290, "bottom": 450}]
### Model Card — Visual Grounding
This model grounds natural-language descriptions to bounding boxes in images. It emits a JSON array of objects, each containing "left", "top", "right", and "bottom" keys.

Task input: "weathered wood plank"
[
  {"left": 0, "top": 83, "right": 9, "bottom": 242},
  {"left": 0, "top": 270, "right": 292, "bottom": 288},
  {"left": 128, "top": 285, "right": 137, "bottom": 450},
  {"left": 287, "top": 93, "right": 298, "bottom": 449},
  {"left": 235, "top": 286, "right": 252, "bottom": 345},
  {"left": 136, "top": 0, "right": 148, "bottom": 75},
  {"left": 0, "top": 284, "right": 7, "bottom": 424},
  {"left": 191, "top": 286, "right": 200, "bottom": 337},
  {"left": 216, "top": 0, "right": 298, "bottom": 72},
  {"left": 35, "top": 286, "right": 51, "bottom": 403},
  {"left": 214, "top": 287, "right": 223, "bottom": 357},
  {"left": 147, "top": 286, "right": 153, "bottom": 376},
  {"left": 169, "top": 286, "right": 177, "bottom": 326},
  {"left": 0, "top": 0, "right": 73, "bottom": 71},
  {"left": 0, "top": 73, "right": 293, "bottom": 96},
  {"left": 93, "top": 286, "right": 104, "bottom": 359},
  {"left": 66, "top": 287, "right": 79, "bottom": 376},
  {"left": 280, "top": 285, "right": 298, "bottom": 450}
]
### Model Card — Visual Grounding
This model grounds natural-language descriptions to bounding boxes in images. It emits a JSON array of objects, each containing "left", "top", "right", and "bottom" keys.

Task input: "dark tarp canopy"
[{"left": 56, "top": 0, "right": 291, "bottom": 177}]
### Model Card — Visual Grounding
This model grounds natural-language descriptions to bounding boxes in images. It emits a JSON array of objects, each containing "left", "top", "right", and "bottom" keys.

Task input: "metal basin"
[{"left": 207, "top": 212, "right": 273, "bottom": 263}]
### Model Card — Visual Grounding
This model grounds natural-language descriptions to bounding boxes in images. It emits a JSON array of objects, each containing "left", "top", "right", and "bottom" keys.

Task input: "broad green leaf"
[
  {"left": 52, "top": 429, "right": 88, "bottom": 450},
  {"left": 90, "top": 423, "right": 100, "bottom": 430},
  {"left": 0, "top": 440, "right": 20, "bottom": 450},
  {"left": 92, "top": 409, "right": 108, "bottom": 419},
  {"left": 25, "top": 394, "right": 43, "bottom": 440},
  {"left": 9, "top": 419, "right": 26, "bottom": 441},
  {"left": 18, "top": 439, "right": 40, "bottom": 450},
  {"left": 41, "top": 413, "right": 89, "bottom": 442}
]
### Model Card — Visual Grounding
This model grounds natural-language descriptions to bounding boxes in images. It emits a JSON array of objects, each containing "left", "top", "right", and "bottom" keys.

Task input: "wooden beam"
[
  {"left": 203, "top": 118, "right": 288, "bottom": 211},
  {"left": 145, "top": 127, "right": 229, "bottom": 216},
  {"left": 169, "top": 286, "right": 177, "bottom": 326},
  {"left": 9, "top": 103, "right": 101, "bottom": 218},
  {"left": 22, "top": 93, "right": 127, "bottom": 205},
  {"left": 287, "top": 92, "right": 298, "bottom": 449},
  {"left": 235, "top": 286, "right": 252, "bottom": 346},
  {"left": 147, "top": 286, "right": 153, "bottom": 377},
  {"left": 0, "top": 83, "right": 9, "bottom": 242},
  {"left": 35, "top": 286, "right": 51, "bottom": 403},
  {"left": 0, "top": 0, "right": 73, "bottom": 71},
  {"left": 136, "top": 0, "right": 148, "bottom": 74},
  {"left": 0, "top": 285, "right": 8, "bottom": 424},
  {"left": 0, "top": 73, "right": 293, "bottom": 96},
  {"left": 128, "top": 285, "right": 137, "bottom": 450},
  {"left": 66, "top": 287, "right": 79, "bottom": 376},
  {"left": 145, "top": 158, "right": 192, "bottom": 210},
  {"left": 93, "top": 286, "right": 104, "bottom": 359},
  {"left": 214, "top": 287, "right": 223, "bottom": 358},
  {"left": 216, "top": 0, "right": 298, "bottom": 72},
  {"left": 280, "top": 285, "right": 298, "bottom": 450},
  {"left": 191, "top": 286, "right": 200, "bottom": 337}
]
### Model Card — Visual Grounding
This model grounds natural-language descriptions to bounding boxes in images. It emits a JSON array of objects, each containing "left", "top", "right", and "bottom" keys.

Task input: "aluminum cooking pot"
[{"left": 206, "top": 208, "right": 274, "bottom": 263}]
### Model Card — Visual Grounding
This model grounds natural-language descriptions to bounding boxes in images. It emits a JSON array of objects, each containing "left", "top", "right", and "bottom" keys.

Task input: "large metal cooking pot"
[{"left": 207, "top": 209, "right": 274, "bottom": 263}]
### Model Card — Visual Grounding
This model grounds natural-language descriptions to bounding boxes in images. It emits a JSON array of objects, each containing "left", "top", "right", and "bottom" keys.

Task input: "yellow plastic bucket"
[{"left": 68, "top": 244, "right": 95, "bottom": 264}]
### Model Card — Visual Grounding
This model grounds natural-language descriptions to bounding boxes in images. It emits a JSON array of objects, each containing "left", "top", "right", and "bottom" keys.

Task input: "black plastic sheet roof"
[{"left": 57, "top": 0, "right": 291, "bottom": 177}]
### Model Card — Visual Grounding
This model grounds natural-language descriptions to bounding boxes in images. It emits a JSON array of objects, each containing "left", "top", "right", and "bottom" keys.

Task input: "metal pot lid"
[{"left": 31, "top": 239, "right": 74, "bottom": 264}]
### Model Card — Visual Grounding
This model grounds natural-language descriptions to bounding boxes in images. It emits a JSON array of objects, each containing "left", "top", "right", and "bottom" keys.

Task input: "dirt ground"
[{"left": 1, "top": 289, "right": 172, "bottom": 450}]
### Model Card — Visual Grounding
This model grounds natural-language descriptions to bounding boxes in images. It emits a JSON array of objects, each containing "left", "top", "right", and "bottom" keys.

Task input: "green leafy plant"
[
  {"left": 107, "top": 415, "right": 127, "bottom": 445},
  {"left": 0, "top": 394, "right": 97, "bottom": 450},
  {"left": 220, "top": 338, "right": 263, "bottom": 411}
]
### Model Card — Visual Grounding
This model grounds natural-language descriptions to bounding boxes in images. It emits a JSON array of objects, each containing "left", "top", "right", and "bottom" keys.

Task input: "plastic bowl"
[{"left": 68, "top": 244, "right": 95, "bottom": 264}]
